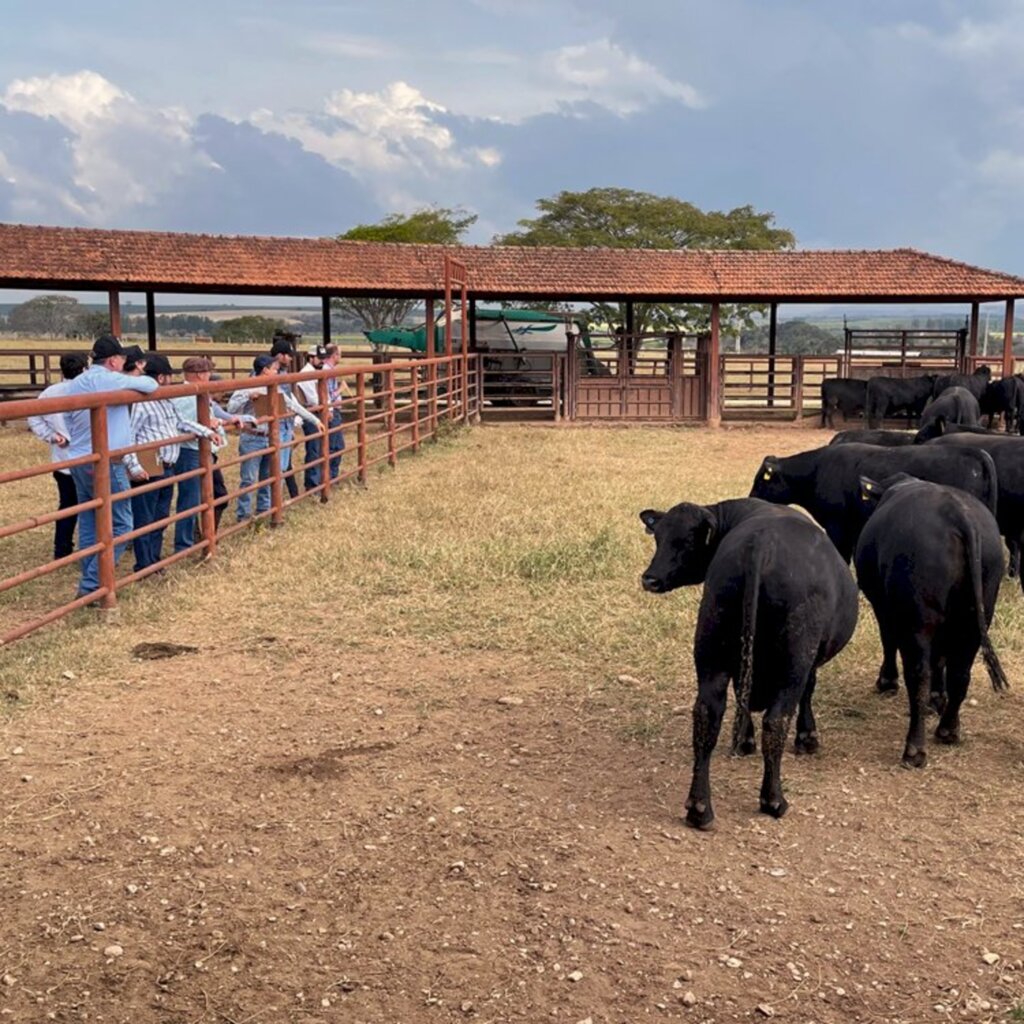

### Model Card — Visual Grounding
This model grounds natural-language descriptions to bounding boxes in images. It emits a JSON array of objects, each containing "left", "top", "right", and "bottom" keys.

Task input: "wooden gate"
[{"left": 568, "top": 332, "right": 708, "bottom": 422}]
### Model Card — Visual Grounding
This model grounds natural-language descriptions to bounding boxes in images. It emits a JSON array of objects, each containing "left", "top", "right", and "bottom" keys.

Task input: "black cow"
[
  {"left": 749, "top": 443, "right": 999, "bottom": 563},
  {"left": 820, "top": 378, "right": 867, "bottom": 428},
  {"left": 914, "top": 386, "right": 981, "bottom": 442},
  {"left": 829, "top": 428, "right": 915, "bottom": 447},
  {"left": 640, "top": 499, "right": 857, "bottom": 828},
  {"left": 932, "top": 365, "right": 991, "bottom": 402},
  {"left": 927, "top": 429, "right": 1024, "bottom": 583},
  {"left": 854, "top": 475, "right": 1007, "bottom": 768},
  {"left": 866, "top": 374, "right": 936, "bottom": 428},
  {"left": 979, "top": 377, "right": 1022, "bottom": 433}
]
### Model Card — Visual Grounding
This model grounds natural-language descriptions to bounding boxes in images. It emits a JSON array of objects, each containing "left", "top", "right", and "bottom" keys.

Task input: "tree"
[
  {"left": 74, "top": 310, "right": 111, "bottom": 339},
  {"left": 8, "top": 294, "right": 82, "bottom": 337},
  {"left": 740, "top": 320, "right": 841, "bottom": 355},
  {"left": 213, "top": 316, "right": 286, "bottom": 344},
  {"left": 496, "top": 188, "right": 795, "bottom": 337},
  {"left": 333, "top": 207, "right": 478, "bottom": 332}
]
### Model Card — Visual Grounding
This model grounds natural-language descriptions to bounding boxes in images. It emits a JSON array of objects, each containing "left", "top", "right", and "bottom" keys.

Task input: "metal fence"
[{"left": 0, "top": 354, "right": 479, "bottom": 646}]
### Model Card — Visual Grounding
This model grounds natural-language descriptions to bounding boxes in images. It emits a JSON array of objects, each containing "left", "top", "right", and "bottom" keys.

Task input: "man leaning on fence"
[
  {"left": 26, "top": 352, "right": 89, "bottom": 561},
  {"left": 122, "top": 355, "right": 224, "bottom": 572},
  {"left": 63, "top": 335, "right": 158, "bottom": 599}
]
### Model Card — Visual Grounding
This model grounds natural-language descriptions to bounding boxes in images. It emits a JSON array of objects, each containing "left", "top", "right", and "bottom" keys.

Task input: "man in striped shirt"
[{"left": 124, "top": 355, "right": 223, "bottom": 571}]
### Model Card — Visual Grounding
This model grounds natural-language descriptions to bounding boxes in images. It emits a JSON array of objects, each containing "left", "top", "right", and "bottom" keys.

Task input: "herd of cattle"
[{"left": 639, "top": 363, "right": 1020, "bottom": 830}]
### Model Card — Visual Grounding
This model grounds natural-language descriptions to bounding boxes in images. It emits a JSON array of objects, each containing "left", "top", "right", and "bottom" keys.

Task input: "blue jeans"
[
  {"left": 173, "top": 447, "right": 201, "bottom": 553},
  {"left": 303, "top": 418, "right": 323, "bottom": 491},
  {"left": 130, "top": 468, "right": 173, "bottom": 571},
  {"left": 237, "top": 432, "right": 272, "bottom": 520},
  {"left": 328, "top": 409, "right": 345, "bottom": 480},
  {"left": 70, "top": 462, "right": 134, "bottom": 597}
]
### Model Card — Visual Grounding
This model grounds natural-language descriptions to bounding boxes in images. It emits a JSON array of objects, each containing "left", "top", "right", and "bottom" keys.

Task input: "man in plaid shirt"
[{"left": 123, "top": 355, "right": 224, "bottom": 571}]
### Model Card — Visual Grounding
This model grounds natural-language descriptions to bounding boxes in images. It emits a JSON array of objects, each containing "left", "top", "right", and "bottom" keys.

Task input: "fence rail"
[{"left": 0, "top": 354, "right": 479, "bottom": 646}]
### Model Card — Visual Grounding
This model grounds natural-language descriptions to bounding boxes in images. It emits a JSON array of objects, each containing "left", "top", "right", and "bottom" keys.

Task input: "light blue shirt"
[
  {"left": 64, "top": 364, "right": 159, "bottom": 458},
  {"left": 170, "top": 395, "right": 233, "bottom": 450}
]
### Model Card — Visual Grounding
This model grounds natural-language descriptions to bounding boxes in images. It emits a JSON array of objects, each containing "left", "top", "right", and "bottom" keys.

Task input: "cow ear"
[
  {"left": 701, "top": 510, "right": 716, "bottom": 547},
  {"left": 935, "top": 415, "right": 947, "bottom": 435},
  {"left": 760, "top": 456, "right": 780, "bottom": 481},
  {"left": 859, "top": 475, "right": 882, "bottom": 507},
  {"left": 639, "top": 509, "right": 663, "bottom": 534}
]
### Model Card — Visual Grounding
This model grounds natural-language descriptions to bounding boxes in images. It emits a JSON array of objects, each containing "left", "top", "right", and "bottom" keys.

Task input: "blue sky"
[{"left": 2, "top": 0, "right": 1024, "bottom": 280}]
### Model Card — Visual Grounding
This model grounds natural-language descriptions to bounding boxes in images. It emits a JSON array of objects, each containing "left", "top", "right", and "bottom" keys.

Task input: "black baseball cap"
[
  {"left": 144, "top": 354, "right": 173, "bottom": 378},
  {"left": 123, "top": 345, "right": 146, "bottom": 369},
  {"left": 253, "top": 354, "right": 276, "bottom": 373},
  {"left": 270, "top": 337, "right": 296, "bottom": 357},
  {"left": 91, "top": 334, "right": 125, "bottom": 360}
]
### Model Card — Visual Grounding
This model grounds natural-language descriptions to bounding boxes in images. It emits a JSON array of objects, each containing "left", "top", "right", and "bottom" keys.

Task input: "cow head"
[
  {"left": 914, "top": 415, "right": 947, "bottom": 443},
  {"left": 976, "top": 364, "right": 993, "bottom": 380},
  {"left": 748, "top": 456, "right": 789, "bottom": 502},
  {"left": 639, "top": 503, "right": 717, "bottom": 593},
  {"left": 858, "top": 473, "right": 917, "bottom": 518}
]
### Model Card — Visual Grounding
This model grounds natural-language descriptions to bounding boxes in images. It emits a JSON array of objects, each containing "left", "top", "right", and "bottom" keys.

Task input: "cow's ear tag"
[{"left": 762, "top": 470, "right": 771, "bottom": 481}]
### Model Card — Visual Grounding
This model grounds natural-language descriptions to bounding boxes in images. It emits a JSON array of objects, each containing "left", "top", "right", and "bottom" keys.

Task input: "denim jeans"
[
  {"left": 69, "top": 462, "right": 134, "bottom": 597},
  {"left": 328, "top": 409, "right": 345, "bottom": 480},
  {"left": 303, "top": 418, "right": 323, "bottom": 491},
  {"left": 280, "top": 420, "right": 298, "bottom": 499},
  {"left": 237, "top": 432, "right": 272, "bottom": 520},
  {"left": 173, "top": 447, "right": 202, "bottom": 553},
  {"left": 130, "top": 469, "right": 173, "bottom": 571}
]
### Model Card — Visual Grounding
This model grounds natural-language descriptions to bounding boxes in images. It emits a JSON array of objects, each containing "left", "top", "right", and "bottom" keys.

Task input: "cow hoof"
[
  {"left": 935, "top": 725, "right": 960, "bottom": 745},
  {"left": 794, "top": 731, "right": 819, "bottom": 755},
  {"left": 684, "top": 801, "right": 715, "bottom": 831},
  {"left": 875, "top": 676, "right": 899, "bottom": 696},
  {"left": 730, "top": 738, "right": 757, "bottom": 757},
  {"left": 759, "top": 796, "right": 789, "bottom": 819},
  {"left": 901, "top": 745, "right": 927, "bottom": 769}
]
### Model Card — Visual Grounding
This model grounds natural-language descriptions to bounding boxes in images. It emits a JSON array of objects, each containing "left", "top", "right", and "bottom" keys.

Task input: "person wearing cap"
[
  {"left": 122, "top": 345, "right": 146, "bottom": 376},
  {"left": 169, "top": 356, "right": 245, "bottom": 551},
  {"left": 296, "top": 344, "right": 327, "bottom": 491},
  {"left": 269, "top": 331, "right": 303, "bottom": 500},
  {"left": 26, "top": 352, "right": 89, "bottom": 560},
  {"left": 123, "top": 355, "right": 224, "bottom": 571},
  {"left": 62, "top": 335, "right": 160, "bottom": 598},
  {"left": 228, "top": 354, "right": 322, "bottom": 521},
  {"left": 321, "top": 344, "right": 348, "bottom": 482}
]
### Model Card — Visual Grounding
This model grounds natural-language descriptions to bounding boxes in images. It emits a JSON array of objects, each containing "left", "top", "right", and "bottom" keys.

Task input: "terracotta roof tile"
[{"left": 0, "top": 224, "right": 1021, "bottom": 301}]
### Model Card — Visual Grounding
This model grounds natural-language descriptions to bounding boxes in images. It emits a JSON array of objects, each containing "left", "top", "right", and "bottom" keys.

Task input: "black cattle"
[
  {"left": 914, "top": 386, "right": 981, "bottom": 442},
  {"left": 820, "top": 378, "right": 867, "bottom": 428},
  {"left": 865, "top": 374, "right": 936, "bottom": 428},
  {"left": 932, "top": 365, "right": 991, "bottom": 402},
  {"left": 927, "top": 430, "right": 1024, "bottom": 583},
  {"left": 829, "top": 428, "right": 915, "bottom": 447},
  {"left": 854, "top": 475, "right": 1007, "bottom": 768},
  {"left": 979, "top": 377, "right": 1022, "bottom": 433},
  {"left": 749, "top": 443, "right": 998, "bottom": 563},
  {"left": 640, "top": 499, "right": 857, "bottom": 829}
]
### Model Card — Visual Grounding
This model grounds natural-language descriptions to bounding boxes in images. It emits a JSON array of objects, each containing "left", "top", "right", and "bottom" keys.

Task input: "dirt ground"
[{"left": 2, "top": 424, "right": 1024, "bottom": 1024}]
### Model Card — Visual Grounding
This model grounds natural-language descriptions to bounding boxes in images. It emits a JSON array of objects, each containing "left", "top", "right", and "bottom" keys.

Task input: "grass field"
[{"left": 1, "top": 422, "right": 1024, "bottom": 1022}]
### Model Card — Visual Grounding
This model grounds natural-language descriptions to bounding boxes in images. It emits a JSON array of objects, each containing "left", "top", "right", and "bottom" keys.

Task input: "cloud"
[
  {"left": 0, "top": 70, "right": 212, "bottom": 221},
  {"left": 300, "top": 31, "right": 398, "bottom": 60},
  {"left": 550, "top": 39, "right": 705, "bottom": 115}
]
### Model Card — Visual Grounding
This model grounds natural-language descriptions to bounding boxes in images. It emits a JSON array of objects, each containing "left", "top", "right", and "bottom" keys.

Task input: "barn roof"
[{"left": 1, "top": 223, "right": 1022, "bottom": 303}]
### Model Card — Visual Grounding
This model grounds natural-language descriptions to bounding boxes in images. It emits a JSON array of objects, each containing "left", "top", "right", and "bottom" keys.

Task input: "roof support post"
[
  {"left": 322, "top": 295, "right": 332, "bottom": 348},
  {"left": 968, "top": 301, "right": 979, "bottom": 365},
  {"left": 425, "top": 296, "right": 437, "bottom": 434},
  {"left": 708, "top": 302, "right": 721, "bottom": 427},
  {"left": 625, "top": 301, "right": 636, "bottom": 375},
  {"left": 145, "top": 291, "right": 157, "bottom": 351},
  {"left": 108, "top": 289, "right": 121, "bottom": 338},
  {"left": 767, "top": 302, "right": 778, "bottom": 408},
  {"left": 1003, "top": 298, "right": 1016, "bottom": 378},
  {"left": 469, "top": 298, "right": 477, "bottom": 349}
]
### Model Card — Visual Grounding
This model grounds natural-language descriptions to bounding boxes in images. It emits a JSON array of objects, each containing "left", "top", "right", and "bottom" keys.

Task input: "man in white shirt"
[
  {"left": 26, "top": 352, "right": 88, "bottom": 560},
  {"left": 297, "top": 344, "right": 326, "bottom": 491}
]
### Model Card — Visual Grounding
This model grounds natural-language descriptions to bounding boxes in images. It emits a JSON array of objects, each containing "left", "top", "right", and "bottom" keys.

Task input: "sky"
[{"left": 2, "top": 0, "right": 1024, "bottom": 288}]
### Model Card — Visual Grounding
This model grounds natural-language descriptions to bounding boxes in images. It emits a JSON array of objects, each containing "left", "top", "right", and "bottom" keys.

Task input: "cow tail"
[
  {"left": 979, "top": 449, "right": 999, "bottom": 517},
  {"left": 737, "top": 541, "right": 764, "bottom": 716},
  {"left": 965, "top": 520, "right": 1008, "bottom": 692}
]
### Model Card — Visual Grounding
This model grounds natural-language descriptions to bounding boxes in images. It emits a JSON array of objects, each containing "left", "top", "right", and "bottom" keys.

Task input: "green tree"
[
  {"left": 740, "top": 320, "right": 841, "bottom": 355},
  {"left": 74, "top": 310, "right": 111, "bottom": 339},
  {"left": 496, "top": 188, "right": 795, "bottom": 338},
  {"left": 9, "top": 294, "right": 82, "bottom": 337},
  {"left": 213, "top": 316, "right": 286, "bottom": 344},
  {"left": 333, "top": 207, "right": 478, "bottom": 332}
]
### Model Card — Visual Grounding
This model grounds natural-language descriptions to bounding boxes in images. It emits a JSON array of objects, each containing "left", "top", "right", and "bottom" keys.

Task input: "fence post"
[
  {"left": 386, "top": 367, "right": 397, "bottom": 467},
  {"left": 357, "top": 373, "right": 368, "bottom": 484},
  {"left": 196, "top": 393, "right": 218, "bottom": 559},
  {"left": 89, "top": 407, "right": 117, "bottom": 610},
  {"left": 29, "top": 353, "right": 38, "bottom": 387},
  {"left": 552, "top": 355, "right": 561, "bottom": 423},
  {"left": 791, "top": 358, "right": 805, "bottom": 421},
  {"left": 411, "top": 365, "right": 421, "bottom": 451},
  {"left": 269, "top": 381, "right": 283, "bottom": 526},
  {"left": 318, "top": 376, "right": 330, "bottom": 503}
]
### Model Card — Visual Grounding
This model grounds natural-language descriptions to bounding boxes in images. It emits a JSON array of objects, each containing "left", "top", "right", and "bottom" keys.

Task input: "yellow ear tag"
[
  {"left": 864, "top": 482, "right": 873, "bottom": 491},
  {"left": 762, "top": 471, "right": 771, "bottom": 481}
]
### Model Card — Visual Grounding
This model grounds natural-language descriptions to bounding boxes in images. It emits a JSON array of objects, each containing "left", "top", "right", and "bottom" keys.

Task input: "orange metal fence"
[{"left": 0, "top": 354, "right": 480, "bottom": 646}]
